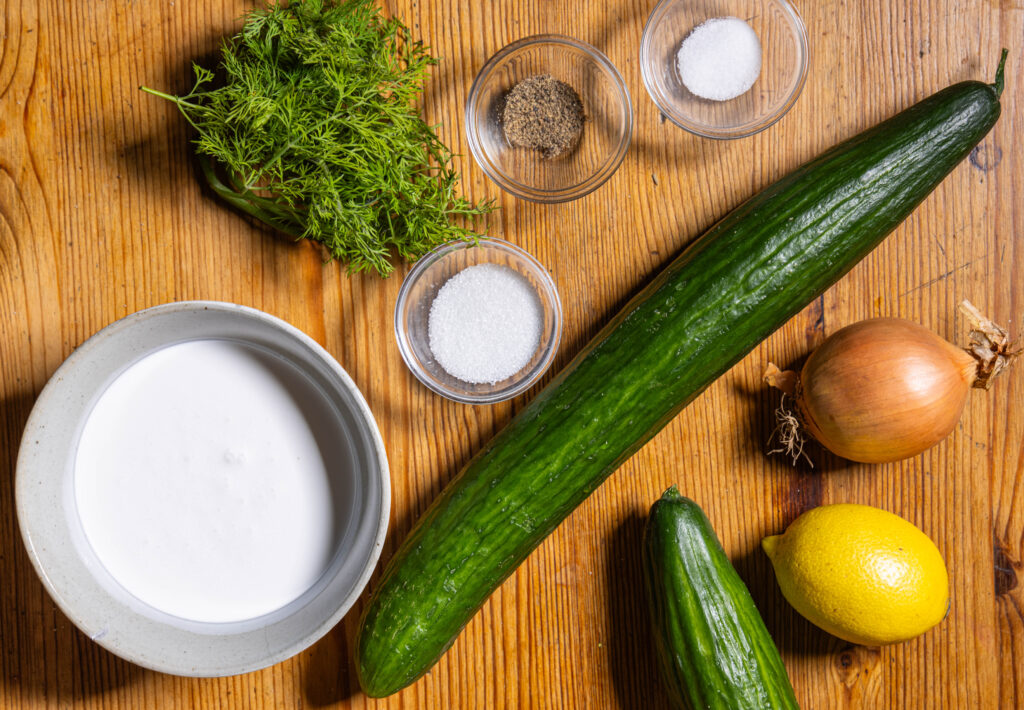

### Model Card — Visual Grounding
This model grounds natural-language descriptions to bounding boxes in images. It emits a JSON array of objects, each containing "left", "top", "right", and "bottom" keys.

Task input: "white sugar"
[
  {"left": 428, "top": 264, "right": 543, "bottom": 385},
  {"left": 677, "top": 17, "right": 762, "bottom": 102}
]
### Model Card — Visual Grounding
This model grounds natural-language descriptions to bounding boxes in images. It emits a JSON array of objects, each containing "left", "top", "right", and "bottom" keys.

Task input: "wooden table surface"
[{"left": 2, "top": 0, "right": 1022, "bottom": 707}]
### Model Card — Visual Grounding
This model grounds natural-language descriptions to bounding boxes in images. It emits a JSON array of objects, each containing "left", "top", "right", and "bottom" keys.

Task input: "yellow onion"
[{"left": 766, "top": 301, "right": 1014, "bottom": 464}]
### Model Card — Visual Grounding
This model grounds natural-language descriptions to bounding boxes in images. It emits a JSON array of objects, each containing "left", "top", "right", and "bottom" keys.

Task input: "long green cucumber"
[
  {"left": 644, "top": 488, "right": 798, "bottom": 709},
  {"left": 356, "top": 54, "right": 1007, "bottom": 697}
]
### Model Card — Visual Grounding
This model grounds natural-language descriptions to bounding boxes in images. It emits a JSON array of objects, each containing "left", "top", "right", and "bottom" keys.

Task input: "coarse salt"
[
  {"left": 428, "top": 263, "right": 543, "bottom": 385},
  {"left": 677, "top": 17, "right": 762, "bottom": 102}
]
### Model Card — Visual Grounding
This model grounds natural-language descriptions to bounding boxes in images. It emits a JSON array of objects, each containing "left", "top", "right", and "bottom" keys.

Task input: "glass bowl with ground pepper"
[
  {"left": 640, "top": 0, "right": 808, "bottom": 139},
  {"left": 466, "top": 35, "right": 633, "bottom": 203},
  {"left": 394, "top": 237, "right": 563, "bottom": 404}
]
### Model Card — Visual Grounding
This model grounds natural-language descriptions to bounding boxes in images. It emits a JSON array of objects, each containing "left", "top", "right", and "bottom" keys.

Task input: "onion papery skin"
[{"left": 796, "top": 318, "right": 978, "bottom": 464}]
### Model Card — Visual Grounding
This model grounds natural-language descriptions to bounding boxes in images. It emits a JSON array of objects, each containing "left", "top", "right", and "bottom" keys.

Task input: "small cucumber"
[{"left": 643, "top": 488, "right": 799, "bottom": 710}]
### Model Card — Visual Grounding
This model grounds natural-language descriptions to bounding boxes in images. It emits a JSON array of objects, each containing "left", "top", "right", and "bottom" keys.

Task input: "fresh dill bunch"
[{"left": 142, "top": 0, "right": 491, "bottom": 276}]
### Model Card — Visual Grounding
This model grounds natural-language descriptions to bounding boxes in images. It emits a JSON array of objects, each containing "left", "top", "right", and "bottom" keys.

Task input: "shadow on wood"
[
  {"left": 603, "top": 513, "right": 672, "bottom": 710},
  {"left": 302, "top": 615, "right": 362, "bottom": 707}
]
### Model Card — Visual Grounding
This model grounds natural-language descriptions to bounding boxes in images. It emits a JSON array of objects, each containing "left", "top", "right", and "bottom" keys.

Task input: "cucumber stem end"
[
  {"left": 662, "top": 485, "right": 683, "bottom": 500},
  {"left": 993, "top": 48, "right": 1008, "bottom": 98}
]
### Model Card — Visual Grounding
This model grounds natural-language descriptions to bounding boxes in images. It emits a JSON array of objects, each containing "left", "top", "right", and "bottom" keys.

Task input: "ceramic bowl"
[
  {"left": 640, "top": 0, "right": 808, "bottom": 138},
  {"left": 15, "top": 301, "right": 390, "bottom": 676},
  {"left": 394, "top": 238, "right": 562, "bottom": 404},
  {"left": 465, "top": 34, "right": 633, "bottom": 203}
]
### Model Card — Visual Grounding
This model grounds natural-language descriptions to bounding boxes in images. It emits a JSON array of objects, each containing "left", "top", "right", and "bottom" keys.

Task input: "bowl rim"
[
  {"left": 465, "top": 33, "right": 634, "bottom": 203},
  {"left": 639, "top": 0, "right": 809, "bottom": 139},
  {"left": 14, "top": 300, "right": 391, "bottom": 676},
  {"left": 394, "top": 237, "right": 563, "bottom": 404}
]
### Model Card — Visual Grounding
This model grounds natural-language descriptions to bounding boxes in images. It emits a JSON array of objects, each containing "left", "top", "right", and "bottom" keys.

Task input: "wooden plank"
[{"left": 0, "top": 0, "right": 1021, "bottom": 707}]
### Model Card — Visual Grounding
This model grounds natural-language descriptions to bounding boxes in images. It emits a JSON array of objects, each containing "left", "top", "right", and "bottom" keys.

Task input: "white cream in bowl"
[{"left": 74, "top": 339, "right": 351, "bottom": 624}]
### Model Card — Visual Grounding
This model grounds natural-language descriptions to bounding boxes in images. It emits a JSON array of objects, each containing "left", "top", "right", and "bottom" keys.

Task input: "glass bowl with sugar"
[
  {"left": 395, "top": 238, "right": 562, "bottom": 404},
  {"left": 640, "top": 0, "right": 808, "bottom": 139}
]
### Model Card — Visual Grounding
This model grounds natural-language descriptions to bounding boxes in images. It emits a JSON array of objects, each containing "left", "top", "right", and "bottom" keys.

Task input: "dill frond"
[{"left": 142, "top": 0, "right": 491, "bottom": 277}]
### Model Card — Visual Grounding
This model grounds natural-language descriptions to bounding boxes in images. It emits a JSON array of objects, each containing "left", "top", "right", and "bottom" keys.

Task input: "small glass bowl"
[
  {"left": 640, "top": 0, "right": 808, "bottom": 139},
  {"left": 465, "top": 35, "right": 633, "bottom": 203},
  {"left": 394, "top": 238, "right": 562, "bottom": 404}
]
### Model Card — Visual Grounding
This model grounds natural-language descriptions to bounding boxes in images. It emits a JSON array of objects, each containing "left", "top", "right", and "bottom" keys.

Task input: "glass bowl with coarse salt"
[
  {"left": 640, "top": 0, "right": 808, "bottom": 139},
  {"left": 394, "top": 238, "right": 562, "bottom": 404}
]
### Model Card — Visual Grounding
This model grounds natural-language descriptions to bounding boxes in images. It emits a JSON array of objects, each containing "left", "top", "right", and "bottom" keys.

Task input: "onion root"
[{"left": 766, "top": 393, "right": 813, "bottom": 467}]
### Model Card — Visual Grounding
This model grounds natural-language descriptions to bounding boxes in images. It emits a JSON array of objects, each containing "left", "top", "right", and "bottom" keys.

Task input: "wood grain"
[{"left": 1, "top": 0, "right": 1021, "bottom": 707}]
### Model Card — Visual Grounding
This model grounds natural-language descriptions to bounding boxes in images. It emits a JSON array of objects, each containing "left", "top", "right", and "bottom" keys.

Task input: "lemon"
[{"left": 762, "top": 503, "right": 949, "bottom": 646}]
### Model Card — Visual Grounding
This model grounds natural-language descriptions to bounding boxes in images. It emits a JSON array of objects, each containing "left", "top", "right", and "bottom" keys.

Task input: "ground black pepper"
[{"left": 501, "top": 74, "right": 585, "bottom": 159}]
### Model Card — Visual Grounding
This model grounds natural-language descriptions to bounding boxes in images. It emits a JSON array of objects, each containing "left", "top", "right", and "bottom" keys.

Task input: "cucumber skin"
[
  {"left": 644, "top": 488, "right": 799, "bottom": 710},
  {"left": 356, "top": 79, "right": 1002, "bottom": 697}
]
